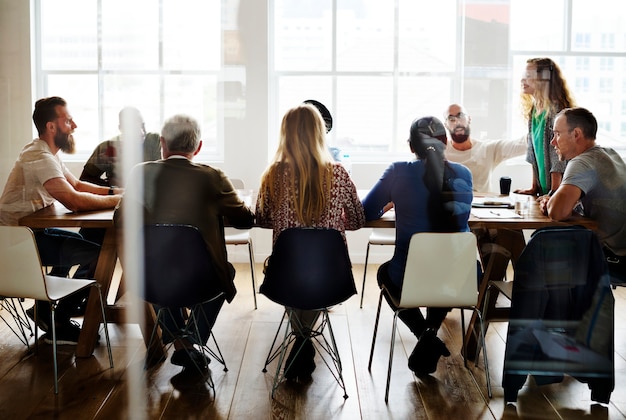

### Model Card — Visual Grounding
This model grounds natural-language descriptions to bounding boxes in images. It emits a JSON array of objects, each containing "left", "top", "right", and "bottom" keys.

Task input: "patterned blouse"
[{"left": 256, "top": 162, "right": 366, "bottom": 245}]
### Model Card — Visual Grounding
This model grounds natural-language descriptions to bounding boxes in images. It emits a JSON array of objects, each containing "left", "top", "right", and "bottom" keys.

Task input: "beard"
[
  {"left": 54, "top": 130, "right": 76, "bottom": 154},
  {"left": 449, "top": 124, "right": 470, "bottom": 144}
]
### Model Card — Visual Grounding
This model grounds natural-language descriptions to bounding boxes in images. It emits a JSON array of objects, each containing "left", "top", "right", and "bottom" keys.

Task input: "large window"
[
  {"left": 272, "top": 0, "right": 626, "bottom": 161},
  {"left": 34, "top": 0, "right": 231, "bottom": 162},
  {"left": 35, "top": 0, "right": 626, "bottom": 165}
]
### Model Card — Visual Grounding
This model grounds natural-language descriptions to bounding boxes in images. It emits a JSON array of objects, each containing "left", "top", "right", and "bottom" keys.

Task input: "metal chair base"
[
  {"left": 262, "top": 308, "right": 348, "bottom": 399},
  {"left": 368, "top": 290, "right": 492, "bottom": 403},
  {"left": 146, "top": 302, "right": 228, "bottom": 393}
]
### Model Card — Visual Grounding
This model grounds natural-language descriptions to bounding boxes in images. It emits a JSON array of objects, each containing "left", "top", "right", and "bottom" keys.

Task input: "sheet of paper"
[{"left": 471, "top": 208, "right": 522, "bottom": 219}]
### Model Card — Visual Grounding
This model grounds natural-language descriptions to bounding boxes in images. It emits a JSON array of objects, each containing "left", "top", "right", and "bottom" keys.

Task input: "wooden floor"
[{"left": 0, "top": 263, "right": 625, "bottom": 419}]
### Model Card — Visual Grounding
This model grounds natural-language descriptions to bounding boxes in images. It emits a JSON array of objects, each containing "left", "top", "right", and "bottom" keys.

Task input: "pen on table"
[{"left": 490, "top": 210, "right": 500, "bottom": 216}]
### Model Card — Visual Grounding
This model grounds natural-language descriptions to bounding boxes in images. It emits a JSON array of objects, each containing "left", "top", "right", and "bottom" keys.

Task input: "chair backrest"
[
  {"left": 259, "top": 228, "right": 356, "bottom": 310},
  {"left": 400, "top": 232, "right": 478, "bottom": 308},
  {"left": 230, "top": 178, "right": 244, "bottom": 189},
  {"left": 0, "top": 226, "right": 50, "bottom": 301},
  {"left": 509, "top": 225, "right": 610, "bottom": 322},
  {"left": 143, "top": 224, "right": 222, "bottom": 307}
]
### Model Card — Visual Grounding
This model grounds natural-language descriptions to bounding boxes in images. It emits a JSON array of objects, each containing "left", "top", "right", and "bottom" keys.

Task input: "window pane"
[
  {"left": 164, "top": 75, "right": 220, "bottom": 157},
  {"left": 397, "top": 76, "right": 451, "bottom": 150},
  {"left": 557, "top": 56, "right": 626, "bottom": 151},
  {"left": 163, "top": 0, "right": 221, "bottom": 70},
  {"left": 275, "top": 76, "right": 333, "bottom": 152},
  {"left": 274, "top": 0, "right": 333, "bottom": 71},
  {"left": 510, "top": 0, "right": 565, "bottom": 51},
  {"left": 47, "top": 75, "right": 99, "bottom": 155},
  {"left": 101, "top": 0, "right": 159, "bottom": 70},
  {"left": 336, "top": 76, "right": 393, "bottom": 152},
  {"left": 102, "top": 75, "right": 161, "bottom": 140},
  {"left": 41, "top": 0, "right": 97, "bottom": 70},
  {"left": 398, "top": 1, "right": 456, "bottom": 72},
  {"left": 572, "top": 0, "right": 626, "bottom": 52},
  {"left": 337, "top": 0, "right": 394, "bottom": 71}
]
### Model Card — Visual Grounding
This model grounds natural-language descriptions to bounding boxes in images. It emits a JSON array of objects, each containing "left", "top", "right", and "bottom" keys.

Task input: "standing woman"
[
  {"left": 256, "top": 103, "right": 365, "bottom": 380},
  {"left": 515, "top": 57, "right": 575, "bottom": 196}
]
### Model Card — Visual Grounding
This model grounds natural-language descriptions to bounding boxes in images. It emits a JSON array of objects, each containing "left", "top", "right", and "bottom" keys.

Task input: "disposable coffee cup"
[{"left": 499, "top": 176, "right": 512, "bottom": 195}]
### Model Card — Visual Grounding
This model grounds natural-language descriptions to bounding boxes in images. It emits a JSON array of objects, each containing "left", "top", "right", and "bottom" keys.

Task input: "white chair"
[
  {"left": 360, "top": 229, "right": 395, "bottom": 308},
  {"left": 368, "top": 232, "right": 491, "bottom": 402},
  {"left": 226, "top": 178, "right": 257, "bottom": 309},
  {"left": 0, "top": 226, "right": 113, "bottom": 394}
]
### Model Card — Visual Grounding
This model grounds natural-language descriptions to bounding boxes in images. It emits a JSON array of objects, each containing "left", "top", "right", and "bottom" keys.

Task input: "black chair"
[
  {"left": 502, "top": 226, "right": 614, "bottom": 403},
  {"left": 143, "top": 224, "right": 228, "bottom": 390},
  {"left": 260, "top": 228, "right": 356, "bottom": 399}
]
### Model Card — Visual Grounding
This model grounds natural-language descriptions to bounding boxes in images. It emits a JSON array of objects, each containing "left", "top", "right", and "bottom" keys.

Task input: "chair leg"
[
  {"left": 385, "top": 312, "right": 400, "bottom": 404},
  {"left": 95, "top": 285, "right": 114, "bottom": 369},
  {"left": 262, "top": 309, "right": 290, "bottom": 371},
  {"left": 361, "top": 243, "right": 372, "bottom": 308},
  {"left": 0, "top": 298, "right": 33, "bottom": 347},
  {"left": 461, "top": 307, "right": 492, "bottom": 399},
  {"left": 311, "top": 310, "right": 348, "bottom": 399},
  {"left": 270, "top": 310, "right": 295, "bottom": 398},
  {"left": 191, "top": 304, "right": 228, "bottom": 372},
  {"left": 50, "top": 302, "right": 59, "bottom": 394},
  {"left": 475, "top": 308, "right": 492, "bottom": 398},
  {"left": 247, "top": 240, "right": 257, "bottom": 310},
  {"left": 368, "top": 291, "right": 384, "bottom": 371}
]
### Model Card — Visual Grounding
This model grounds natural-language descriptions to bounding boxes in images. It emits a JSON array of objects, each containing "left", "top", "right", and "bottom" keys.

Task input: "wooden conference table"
[{"left": 19, "top": 195, "right": 596, "bottom": 360}]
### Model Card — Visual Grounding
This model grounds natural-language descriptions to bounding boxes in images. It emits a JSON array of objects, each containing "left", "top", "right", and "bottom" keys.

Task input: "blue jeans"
[{"left": 33, "top": 228, "right": 101, "bottom": 324}]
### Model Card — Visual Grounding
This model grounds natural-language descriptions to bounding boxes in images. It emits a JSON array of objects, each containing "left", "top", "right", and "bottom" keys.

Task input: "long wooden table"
[
  {"left": 19, "top": 197, "right": 596, "bottom": 361},
  {"left": 18, "top": 203, "right": 164, "bottom": 361}
]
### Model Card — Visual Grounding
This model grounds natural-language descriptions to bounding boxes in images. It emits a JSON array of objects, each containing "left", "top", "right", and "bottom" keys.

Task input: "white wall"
[{"left": 0, "top": 1, "right": 33, "bottom": 191}]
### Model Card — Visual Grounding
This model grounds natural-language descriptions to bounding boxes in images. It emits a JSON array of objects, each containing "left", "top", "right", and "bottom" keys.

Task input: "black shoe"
[
  {"left": 171, "top": 348, "right": 211, "bottom": 370},
  {"left": 43, "top": 320, "right": 82, "bottom": 345},
  {"left": 284, "top": 337, "right": 316, "bottom": 381},
  {"left": 408, "top": 328, "right": 450, "bottom": 376},
  {"left": 26, "top": 306, "right": 50, "bottom": 333}
]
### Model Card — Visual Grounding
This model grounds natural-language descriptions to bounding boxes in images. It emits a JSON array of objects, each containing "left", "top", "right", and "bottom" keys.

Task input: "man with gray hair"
[{"left": 116, "top": 114, "right": 254, "bottom": 369}]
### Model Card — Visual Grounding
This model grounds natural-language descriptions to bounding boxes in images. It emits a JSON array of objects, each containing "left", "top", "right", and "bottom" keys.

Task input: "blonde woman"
[
  {"left": 515, "top": 57, "right": 576, "bottom": 196},
  {"left": 256, "top": 103, "right": 365, "bottom": 381}
]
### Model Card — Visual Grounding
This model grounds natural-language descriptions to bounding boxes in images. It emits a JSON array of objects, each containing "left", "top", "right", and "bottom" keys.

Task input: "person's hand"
[
  {"left": 382, "top": 202, "right": 394, "bottom": 213},
  {"left": 513, "top": 187, "right": 537, "bottom": 196},
  {"left": 538, "top": 195, "right": 550, "bottom": 216}
]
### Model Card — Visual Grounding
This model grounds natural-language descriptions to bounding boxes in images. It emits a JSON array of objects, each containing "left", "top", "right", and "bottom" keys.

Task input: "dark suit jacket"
[{"left": 116, "top": 157, "right": 255, "bottom": 302}]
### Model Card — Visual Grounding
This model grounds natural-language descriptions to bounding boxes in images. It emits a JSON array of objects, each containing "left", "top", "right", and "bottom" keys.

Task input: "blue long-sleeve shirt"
[{"left": 362, "top": 160, "right": 473, "bottom": 287}]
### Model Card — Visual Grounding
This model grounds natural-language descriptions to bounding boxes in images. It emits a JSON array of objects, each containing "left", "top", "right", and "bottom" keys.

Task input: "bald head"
[{"left": 444, "top": 103, "right": 471, "bottom": 145}]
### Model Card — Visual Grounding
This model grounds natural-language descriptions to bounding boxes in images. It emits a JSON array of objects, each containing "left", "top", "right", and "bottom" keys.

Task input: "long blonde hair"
[
  {"left": 260, "top": 103, "right": 334, "bottom": 224},
  {"left": 520, "top": 57, "right": 575, "bottom": 120}
]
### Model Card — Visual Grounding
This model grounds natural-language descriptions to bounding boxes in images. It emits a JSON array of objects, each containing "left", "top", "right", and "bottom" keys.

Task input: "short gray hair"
[{"left": 161, "top": 114, "right": 201, "bottom": 153}]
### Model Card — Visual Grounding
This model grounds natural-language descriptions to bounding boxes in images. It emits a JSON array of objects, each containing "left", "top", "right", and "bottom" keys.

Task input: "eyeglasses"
[{"left": 446, "top": 112, "right": 467, "bottom": 124}]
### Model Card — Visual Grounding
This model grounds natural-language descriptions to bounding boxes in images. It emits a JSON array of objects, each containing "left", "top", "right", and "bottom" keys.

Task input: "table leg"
[
  {"left": 464, "top": 229, "right": 525, "bottom": 361},
  {"left": 76, "top": 227, "right": 118, "bottom": 358}
]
